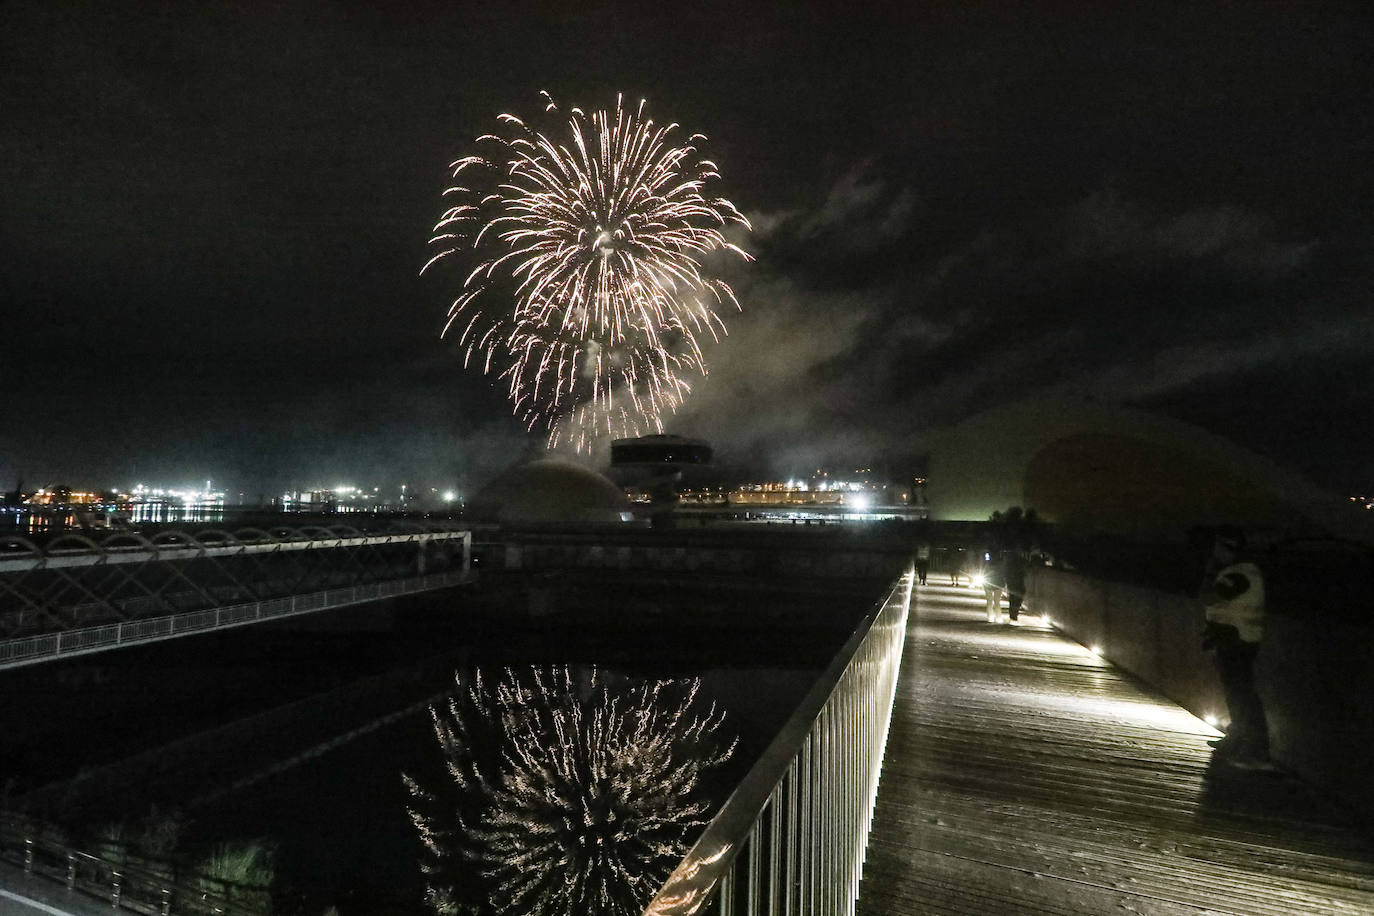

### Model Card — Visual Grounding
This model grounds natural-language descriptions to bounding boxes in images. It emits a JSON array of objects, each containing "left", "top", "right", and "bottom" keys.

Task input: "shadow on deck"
[{"left": 857, "top": 584, "right": 1374, "bottom": 915}]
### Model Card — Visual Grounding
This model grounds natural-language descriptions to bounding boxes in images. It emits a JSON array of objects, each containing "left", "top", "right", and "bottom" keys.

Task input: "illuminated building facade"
[
  {"left": 280, "top": 486, "right": 381, "bottom": 513},
  {"left": 26, "top": 486, "right": 101, "bottom": 506}
]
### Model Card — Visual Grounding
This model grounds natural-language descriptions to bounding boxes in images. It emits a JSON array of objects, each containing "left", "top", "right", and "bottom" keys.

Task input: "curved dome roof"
[
  {"left": 468, "top": 457, "right": 634, "bottom": 528},
  {"left": 927, "top": 395, "right": 1369, "bottom": 542}
]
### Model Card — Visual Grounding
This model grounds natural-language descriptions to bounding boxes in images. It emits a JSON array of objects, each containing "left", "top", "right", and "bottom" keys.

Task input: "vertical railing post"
[
  {"left": 806, "top": 732, "right": 817, "bottom": 915},
  {"left": 746, "top": 821, "right": 760, "bottom": 916},
  {"left": 768, "top": 785, "right": 782, "bottom": 913},
  {"left": 820, "top": 710, "right": 830, "bottom": 913},
  {"left": 785, "top": 760, "right": 797, "bottom": 916},
  {"left": 826, "top": 701, "right": 834, "bottom": 907},
  {"left": 839, "top": 689, "right": 849, "bottom": 915}
]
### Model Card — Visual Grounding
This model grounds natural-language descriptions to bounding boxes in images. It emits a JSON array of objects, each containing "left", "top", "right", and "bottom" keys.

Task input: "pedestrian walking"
[
  {"left": 946, "top": 547, "right": 963, "bottom": 586},
  {"left": 950, "top": 549, "right": 972, "bottom": 590}
]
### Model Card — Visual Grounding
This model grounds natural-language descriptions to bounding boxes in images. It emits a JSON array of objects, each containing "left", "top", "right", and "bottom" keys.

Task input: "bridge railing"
[
  {"left": 0, "top": 569, "right": 472, "bottom": 669},
  {"left": 0, "top": 822, "right": 264, "bottom": 915},
  {"left": 641, "top": 568, "right": 912, "bottom": 916},
  {"left": 0, "top": 524, "right": 473, "bottom": 639}
]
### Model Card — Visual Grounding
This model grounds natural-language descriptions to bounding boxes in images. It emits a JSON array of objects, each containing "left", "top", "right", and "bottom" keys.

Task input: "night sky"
[{"left": 3, "top": 1, "right": 1371, "bottom": 498}]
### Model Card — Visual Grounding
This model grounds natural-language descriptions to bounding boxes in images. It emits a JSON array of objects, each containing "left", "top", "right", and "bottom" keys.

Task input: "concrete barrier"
[
  {"left": 494, "top": 534, "right": 911, "bottom": 581},
  {"left": 1028, "top": 565, "right": 1374, "bottom": 820}
]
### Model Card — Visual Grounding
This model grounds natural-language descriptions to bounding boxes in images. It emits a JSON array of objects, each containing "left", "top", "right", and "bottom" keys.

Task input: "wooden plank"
[{"left": 857, "top": 584, "right": 1374, "bottom": 915}]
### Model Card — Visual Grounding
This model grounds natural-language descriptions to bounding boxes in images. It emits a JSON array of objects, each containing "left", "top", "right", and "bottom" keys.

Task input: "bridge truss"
[{"left": 0, "top": 522, "right": 472, "bottom": 669}]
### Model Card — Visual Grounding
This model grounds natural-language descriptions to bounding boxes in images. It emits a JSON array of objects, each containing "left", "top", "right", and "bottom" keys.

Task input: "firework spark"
[
  {"left": 423, "top": 93, "right": 751, "bottom": 451},
  {"left": 405, "top": 667, "right": 734, "bottom": 916}
]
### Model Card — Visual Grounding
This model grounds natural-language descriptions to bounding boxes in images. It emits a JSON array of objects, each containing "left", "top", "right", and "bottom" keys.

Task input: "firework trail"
[
  {"left": 405, "top": 667, "right": 734, "bottom": 916},
  {"left": 423, "top": 92, "right": 752, "bottom": 451}
]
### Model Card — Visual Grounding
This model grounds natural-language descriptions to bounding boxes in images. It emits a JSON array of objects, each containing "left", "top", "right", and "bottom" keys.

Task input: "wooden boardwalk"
[{"left": 856, "top": 584, "right": 1374, "bottom": 915}]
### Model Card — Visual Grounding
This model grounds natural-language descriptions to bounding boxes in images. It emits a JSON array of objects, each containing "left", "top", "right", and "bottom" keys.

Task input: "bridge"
[
  {"left": 645, "top": 572, "right": 1374, "bottom": 915},
  {"left": 0, "top": 522, "right": 472, "bottom": 670}
]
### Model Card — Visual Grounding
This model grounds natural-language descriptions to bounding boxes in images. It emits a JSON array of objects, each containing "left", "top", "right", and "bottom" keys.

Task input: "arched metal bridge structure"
[{"left": 0, "top": 521, "right": 472, "bottom": 670}]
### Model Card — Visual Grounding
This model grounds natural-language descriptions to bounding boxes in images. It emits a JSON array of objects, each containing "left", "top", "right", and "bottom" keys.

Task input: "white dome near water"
[
  {"left": 926, "top": 394, "right": 1367, "bottom": 542},
  {"left": 467, "top": 457, "right": 635, "bottom": 528}
]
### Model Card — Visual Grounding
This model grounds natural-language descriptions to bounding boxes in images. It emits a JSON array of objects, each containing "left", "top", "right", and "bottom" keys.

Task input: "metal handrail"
[
  {"left": 0, "top": 823, "right": 266, "bottom": 915},
  {"left": 642, "top": 568, "right": 913, "bottom": 916},
  {"left": 0, "top": 569, "right": 474, "bottom": 669},
  {"left": 0, "top": 528, "right": 471, "bottom": 572}
]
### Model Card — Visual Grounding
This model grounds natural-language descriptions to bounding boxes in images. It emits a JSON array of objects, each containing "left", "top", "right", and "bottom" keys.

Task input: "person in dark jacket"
[{"left": 1003, "top": 549, "right": 1026, "bottom": 622}]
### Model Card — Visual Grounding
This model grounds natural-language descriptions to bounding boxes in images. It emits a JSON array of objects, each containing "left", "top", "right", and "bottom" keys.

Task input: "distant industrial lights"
[
  {"left": 443, "top": 491, "right": 458, "bottom": 503},
  {"left": 130, "top": 483, "right": 225, "bottom": 505}
]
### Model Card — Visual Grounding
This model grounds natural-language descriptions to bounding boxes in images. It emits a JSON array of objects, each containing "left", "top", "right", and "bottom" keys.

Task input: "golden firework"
[{"left": 424, "top": 93, "right": 751, "bottom": 451}]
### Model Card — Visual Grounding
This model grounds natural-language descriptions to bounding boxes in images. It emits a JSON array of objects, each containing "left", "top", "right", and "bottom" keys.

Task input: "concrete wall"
[
  {"left": 1028, "top": 568, "right": 1225, "bottom": 721},
  {"left": 1028, "top": 566, "right": 1374, "bottom": 820},
  {"left": 500, "top": 538, "right": 910, "bottom": 580}
]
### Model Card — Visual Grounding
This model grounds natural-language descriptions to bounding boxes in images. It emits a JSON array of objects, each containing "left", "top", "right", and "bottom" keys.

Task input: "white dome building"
[
  {"left": 926, "top": 395, "right": 1369, "bottom": 542},
  {"left": 467, "top": 457, "right": 636, "bottom": 528}
]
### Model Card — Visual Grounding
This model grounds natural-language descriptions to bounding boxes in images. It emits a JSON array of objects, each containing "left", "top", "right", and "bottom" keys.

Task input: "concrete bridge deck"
[{"left": 857, "top": 584, "right": 1374, "bottom": 915}]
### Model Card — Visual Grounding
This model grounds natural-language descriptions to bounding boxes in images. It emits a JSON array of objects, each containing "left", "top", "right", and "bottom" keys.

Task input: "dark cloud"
[{"left": 670, "top": 165, "right": 1372, "bottom": 485}]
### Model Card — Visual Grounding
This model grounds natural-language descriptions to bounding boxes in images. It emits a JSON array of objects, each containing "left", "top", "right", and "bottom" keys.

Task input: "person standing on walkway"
[
  {"left": 1200, "top": 530, "right": 1271, "bottom": 768},
  {"left": 1003, "top": 548, "right": 1026, "bottom": 622},
  {"left": 915, "top": 540, "right": 931, "bottom": 585},
  {"left": 984, "top": 550, "right": 1005, "bottom": 623},
  {"left": 948, "top": 547, "right": 964, "bottom": 586}
]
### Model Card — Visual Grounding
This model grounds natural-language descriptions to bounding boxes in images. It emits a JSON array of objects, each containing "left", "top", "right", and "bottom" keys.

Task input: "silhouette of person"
[
  {"left": 915, "top": 540, "right": 931, "bottom": 585},
  {"left": 1003, "top": 548, "right": 1026, "bottom": 622},
  {"left": 1200, "top": 529, "right": 1272, "bottom": 768}
]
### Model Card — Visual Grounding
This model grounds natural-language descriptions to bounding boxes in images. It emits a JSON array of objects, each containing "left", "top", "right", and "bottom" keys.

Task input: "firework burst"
[
  {"left": 423, "top": 92, "right": 752, "bottom": 451},
  {"left": 405, "top": 667, "right": 734, "bottom": 916}
]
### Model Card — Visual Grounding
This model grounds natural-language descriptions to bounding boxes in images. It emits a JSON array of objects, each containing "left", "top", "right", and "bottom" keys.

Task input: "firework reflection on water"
[{"left": 404, "top": 666, "right": 735, "bottom": 916}]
